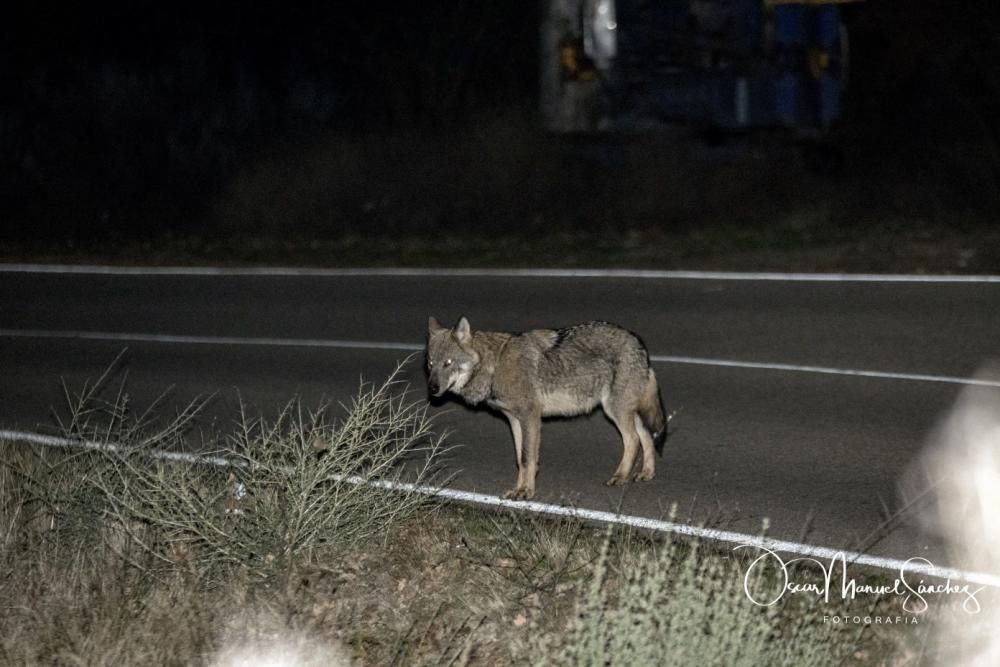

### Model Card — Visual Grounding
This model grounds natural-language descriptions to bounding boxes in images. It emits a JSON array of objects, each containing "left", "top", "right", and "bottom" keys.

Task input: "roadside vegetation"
[{"left": 1, "top": 367, "right": 933, "bottom": 665}]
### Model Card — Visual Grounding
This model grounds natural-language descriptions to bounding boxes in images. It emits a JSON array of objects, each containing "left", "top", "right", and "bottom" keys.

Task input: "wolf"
[{"left": 426, "top": 316, "right": 666, "bottom": 500}]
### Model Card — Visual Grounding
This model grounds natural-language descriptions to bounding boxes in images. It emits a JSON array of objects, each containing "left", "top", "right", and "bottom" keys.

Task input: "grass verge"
[
  {"left": 4, "top": 219, "right": 1000, "bottom": 275},
  {"left": 0, "top": 368, "right": 937, "bottom": 665}
]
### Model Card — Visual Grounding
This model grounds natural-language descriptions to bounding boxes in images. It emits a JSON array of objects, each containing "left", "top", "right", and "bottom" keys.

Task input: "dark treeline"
[
  {"left": 2, "top": 1, "right": 537, "bottom": 239},
  {"left": 2, "top": 1, "right": 999, "bottom": 241}
]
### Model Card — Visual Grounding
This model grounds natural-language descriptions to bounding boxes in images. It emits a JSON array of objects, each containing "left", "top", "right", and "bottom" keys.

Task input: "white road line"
[
  {"left": 0, "top": 429, "right": 235, "bottom": 467},
  {"left": 651, "top": 355, "right": 1000, "bottom": 388},
  {"left": 3, "top": 327, "right": 999, "bottom": 388},
  {"left": 0, "top": 328, "right": 423, "bottom": 352},
  {"left": 2, "top": 263, "right": 1000, "bottom": 283},
  {"left": 2, "top": 427, "right": 999, "bottom": 589}
]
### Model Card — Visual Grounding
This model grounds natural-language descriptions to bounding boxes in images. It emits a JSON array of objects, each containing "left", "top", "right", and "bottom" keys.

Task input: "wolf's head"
[{"left": 426, "top": 316, "right": 480, "bottom": 397}]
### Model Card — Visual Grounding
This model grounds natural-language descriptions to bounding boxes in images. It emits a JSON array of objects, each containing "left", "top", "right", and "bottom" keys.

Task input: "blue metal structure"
[{"left": 540, "top": 0, "right": 859, "bottom": 135}]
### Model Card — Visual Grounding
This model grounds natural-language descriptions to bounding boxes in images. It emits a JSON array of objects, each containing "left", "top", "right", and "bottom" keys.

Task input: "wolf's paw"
[
  {"left": 605, "top": 474, "right": 628, "bottom": 487},
  {"left": 632, "top": 469, "right": 655, "bottom": 482},
  {"left": 503, "top": 487, "right": 534, "bottom": 501}
]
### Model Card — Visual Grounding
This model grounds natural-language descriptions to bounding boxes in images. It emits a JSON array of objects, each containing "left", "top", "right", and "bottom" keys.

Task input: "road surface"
[{"left": 2, "top": 265, "right": 999, "bottom": 572}]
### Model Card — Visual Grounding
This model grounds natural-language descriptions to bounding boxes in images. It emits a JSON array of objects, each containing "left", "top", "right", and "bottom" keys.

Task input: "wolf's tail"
[{"left": 638, "top": 369, "right": 667, "bottom": 455}]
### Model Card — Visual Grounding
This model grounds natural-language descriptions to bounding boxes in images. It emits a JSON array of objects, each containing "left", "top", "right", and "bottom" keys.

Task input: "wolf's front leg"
[
  {"left": 502, "top": 412, "right": 524, "bottom": 499},
  {"left": 503, "top": 410, "right": 540, "bottom": 500}
]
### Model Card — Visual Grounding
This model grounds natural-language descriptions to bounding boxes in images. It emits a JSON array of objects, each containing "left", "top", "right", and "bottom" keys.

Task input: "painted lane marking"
[
  {"left": 651, "top": 355, "right": 1000, "bottom": 388},
  {"left": 2, "top": 327, "right": 999, "bottom": 388},
  {"left": 2, "top": 263, "right": 1000, "bottom": 283},
  {"left": 1, "top": 427, "right": 998, "bottom": 589},
  {"left": 0, "top": 328, "right": 422, "bottom": 352}
]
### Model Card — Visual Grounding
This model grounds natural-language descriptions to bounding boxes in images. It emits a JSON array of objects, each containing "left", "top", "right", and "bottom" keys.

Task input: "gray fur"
[{"left": 427, "top": 317, "right": 667, "bottom": 500}]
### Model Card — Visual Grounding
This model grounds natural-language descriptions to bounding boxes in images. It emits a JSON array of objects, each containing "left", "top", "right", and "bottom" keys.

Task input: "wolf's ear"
[
  {"left": 428, "top": 316, "right": 444, "bottom": 334},
  {"left": 454, "top": 316, "right": 471, "bottom": 344}
]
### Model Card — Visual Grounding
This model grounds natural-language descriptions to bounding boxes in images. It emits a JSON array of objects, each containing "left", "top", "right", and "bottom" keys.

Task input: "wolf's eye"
[
  {"left": 427, "top": 360, "right": 435, "bottom": 369},
  {"left": 444, "top": 358, "right": 453, "bottom": 367}
]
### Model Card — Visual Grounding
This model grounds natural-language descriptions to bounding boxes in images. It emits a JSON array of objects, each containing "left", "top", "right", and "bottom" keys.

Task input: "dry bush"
[
  {"left": 534, "top": 527, "right": 853, "bottom": 666},
  {"left": 83, "top": 362, "right": 447, "bottom": 582}
]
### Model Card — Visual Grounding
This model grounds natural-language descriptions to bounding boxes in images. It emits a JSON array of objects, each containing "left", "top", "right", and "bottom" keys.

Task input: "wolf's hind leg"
[
  {"left": 604, "top": 407, "right": 640, "bottom": 486},
  {"left": 633, "top": 415, "right": 656, "bottom": 481}
]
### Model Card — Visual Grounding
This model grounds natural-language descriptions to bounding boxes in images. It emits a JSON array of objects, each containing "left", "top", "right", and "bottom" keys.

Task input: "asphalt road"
[{"left": 2, "top": 266, "right": 999, "bottom": 569}]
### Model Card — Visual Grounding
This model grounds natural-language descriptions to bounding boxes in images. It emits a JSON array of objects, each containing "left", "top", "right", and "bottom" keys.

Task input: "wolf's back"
[{"left": 544, "top": 321, "right": 646, "bottom": 360}]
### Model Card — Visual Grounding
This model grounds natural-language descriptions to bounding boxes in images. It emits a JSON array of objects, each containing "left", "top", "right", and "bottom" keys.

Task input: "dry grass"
[{"left": 0, "top": 367, "right": 933, "bottom": 666}]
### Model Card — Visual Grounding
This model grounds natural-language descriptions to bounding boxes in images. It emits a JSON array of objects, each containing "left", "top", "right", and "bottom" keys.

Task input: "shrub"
[
  {"left": 536, "top": 527, "right": 850, "bottom": 666},
  {"left": 86, "top": 361, "right": 446, "bottom": 582}
]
